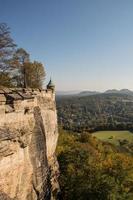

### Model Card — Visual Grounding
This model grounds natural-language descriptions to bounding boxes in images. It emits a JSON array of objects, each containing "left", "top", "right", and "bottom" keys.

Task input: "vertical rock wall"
[{"left": 0, "top": 89, "right": 59, "bottom": 200}]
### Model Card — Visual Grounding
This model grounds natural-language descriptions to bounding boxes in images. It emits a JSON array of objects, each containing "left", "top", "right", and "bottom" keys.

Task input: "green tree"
[
  {"left": 12, "top": 48, "right": 30, "bottom": 87},
  {"left": 25, "top": 61, "right": 46, "bottom": 88},
  {"left": 0, "top": 72, "right": 12, "bottom": 87},
  {"left": 0, "top": 24, "right": 46, "bottom": 88}
]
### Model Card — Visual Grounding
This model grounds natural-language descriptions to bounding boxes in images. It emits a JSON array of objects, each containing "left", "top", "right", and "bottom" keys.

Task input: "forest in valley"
[
  {"left": 56, "top": 93, "right": 133, "bottom": 200},
  {"left": 56, "top": 93, "right": 133, "bottom": 132}
]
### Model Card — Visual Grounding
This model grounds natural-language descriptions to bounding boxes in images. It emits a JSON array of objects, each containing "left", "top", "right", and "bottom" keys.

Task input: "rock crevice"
[{"left": 0, "top": 88, "right": 59, "bottom": 200}]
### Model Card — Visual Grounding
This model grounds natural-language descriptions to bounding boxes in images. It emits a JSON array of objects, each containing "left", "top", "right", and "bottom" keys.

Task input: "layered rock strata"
[{"left": 0, "top": 88, "right": 59, "bottom": 200}]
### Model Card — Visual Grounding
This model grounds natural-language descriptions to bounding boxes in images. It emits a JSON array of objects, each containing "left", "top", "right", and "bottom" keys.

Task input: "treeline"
[
  {"left": 0, "top": 23, "right": 45, "bottom": 88},
  {"left": 56, "top": 93, "right": 133, "bottom": 132},
  {"left": 57, "top": 128, "right": 133, "bottom": 200}
]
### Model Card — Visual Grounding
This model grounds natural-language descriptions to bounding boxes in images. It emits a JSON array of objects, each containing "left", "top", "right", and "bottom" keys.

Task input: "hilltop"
[{"left": 56, "top": 88, "right": 133, "bottom": 97}]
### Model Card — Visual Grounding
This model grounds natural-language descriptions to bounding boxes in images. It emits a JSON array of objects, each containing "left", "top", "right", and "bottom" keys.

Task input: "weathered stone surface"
[
  {"left": 0, "top": 89, "right": 59, "bottom": 200},
  {"left": 0, "top": 192, "right": 14, "bottom": 200}
]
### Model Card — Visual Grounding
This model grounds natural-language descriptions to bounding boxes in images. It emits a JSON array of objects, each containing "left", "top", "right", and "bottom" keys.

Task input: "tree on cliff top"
[
  {"left": 0, "top": 23, "right": 46, "bottom": 88},
  {"left": 12, "top": 49, "right": 46, "bottom": 88},
  {"left": 0, "top": 23, "right": 16, "bottom": 86},
  {"left": 24, "top": 61, "right": 46, "bottom": 88},
  {"left": 12, "top": 48, "right": 30, "bottom": 88}
]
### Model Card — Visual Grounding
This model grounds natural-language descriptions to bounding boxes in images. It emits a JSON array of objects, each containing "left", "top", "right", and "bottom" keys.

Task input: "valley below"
[
  {"left": 56, "top": 92, "right": 133, "bottom": 132},
  {"left": 56, "top": 92, "right": 133, "bottom": 200}
]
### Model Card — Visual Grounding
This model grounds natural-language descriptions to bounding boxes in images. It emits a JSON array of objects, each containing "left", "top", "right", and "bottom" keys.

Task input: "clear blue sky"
[{"left": 1, "top": 0, "right": 133, "bottom": 91}]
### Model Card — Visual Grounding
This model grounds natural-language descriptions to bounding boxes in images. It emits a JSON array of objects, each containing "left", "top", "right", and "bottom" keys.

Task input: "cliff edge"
[{"left": 0, "top": 88, "right": 59, "bottom": 200}]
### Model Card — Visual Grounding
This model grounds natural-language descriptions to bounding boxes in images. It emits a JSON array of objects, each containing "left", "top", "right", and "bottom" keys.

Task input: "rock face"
[{"left": 0, "top": 88, "right": 59, "bottom": 200}]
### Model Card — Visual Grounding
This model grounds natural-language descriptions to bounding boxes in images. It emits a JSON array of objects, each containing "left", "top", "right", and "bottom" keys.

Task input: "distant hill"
[
  {"left": 119, "top": 89, "right": 133, "bottom": 95},
  {"left": 104, "top": 89, "right": 119, "bottom": 94},
  {"left": 56, "top": 90, "right": 80, "bottom": 96},
  {"left": 104, "top": 89, "right": 133, "bottom": 95},
  {"left": 79, "top": 89, "right": 133, "bottom": 96},
  {"left": 78, "top": 91, "right": 100, "bottom": 96},
  {"left": 57, "top": 89, "right": 133, "bottom": 97}
]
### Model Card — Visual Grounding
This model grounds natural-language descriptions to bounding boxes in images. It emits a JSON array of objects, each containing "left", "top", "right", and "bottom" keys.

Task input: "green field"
[{"left": 93, "top": 130, "right": 133, "bottom": 145}]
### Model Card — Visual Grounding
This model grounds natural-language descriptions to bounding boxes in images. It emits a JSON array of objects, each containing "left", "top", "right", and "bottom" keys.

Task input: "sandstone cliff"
[{"left": 0, "top": 88, "right": 59, "bottom": 200}]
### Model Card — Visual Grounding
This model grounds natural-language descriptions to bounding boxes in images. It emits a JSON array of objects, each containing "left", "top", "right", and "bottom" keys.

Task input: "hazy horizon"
[
  {"left": 56, "top": 88, "right": 133, "bottom": 93},
  {"left": 1, "top": 0, "right": 133, "bottom": 91}
]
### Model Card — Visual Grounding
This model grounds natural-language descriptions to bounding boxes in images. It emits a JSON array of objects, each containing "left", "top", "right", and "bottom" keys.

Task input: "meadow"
[{"left": 93, "top": 130, "right": 133, "bottom": 145}]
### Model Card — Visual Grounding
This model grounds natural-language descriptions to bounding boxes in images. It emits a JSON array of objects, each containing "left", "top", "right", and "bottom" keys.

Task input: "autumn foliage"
[{"left": 57, "top": 129, "right": 133, "bottom": 200}]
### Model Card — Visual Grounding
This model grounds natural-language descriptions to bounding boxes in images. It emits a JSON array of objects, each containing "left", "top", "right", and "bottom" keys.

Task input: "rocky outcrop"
[{"left": 0, "top": 88, "right": 59, "bottom": 200}]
